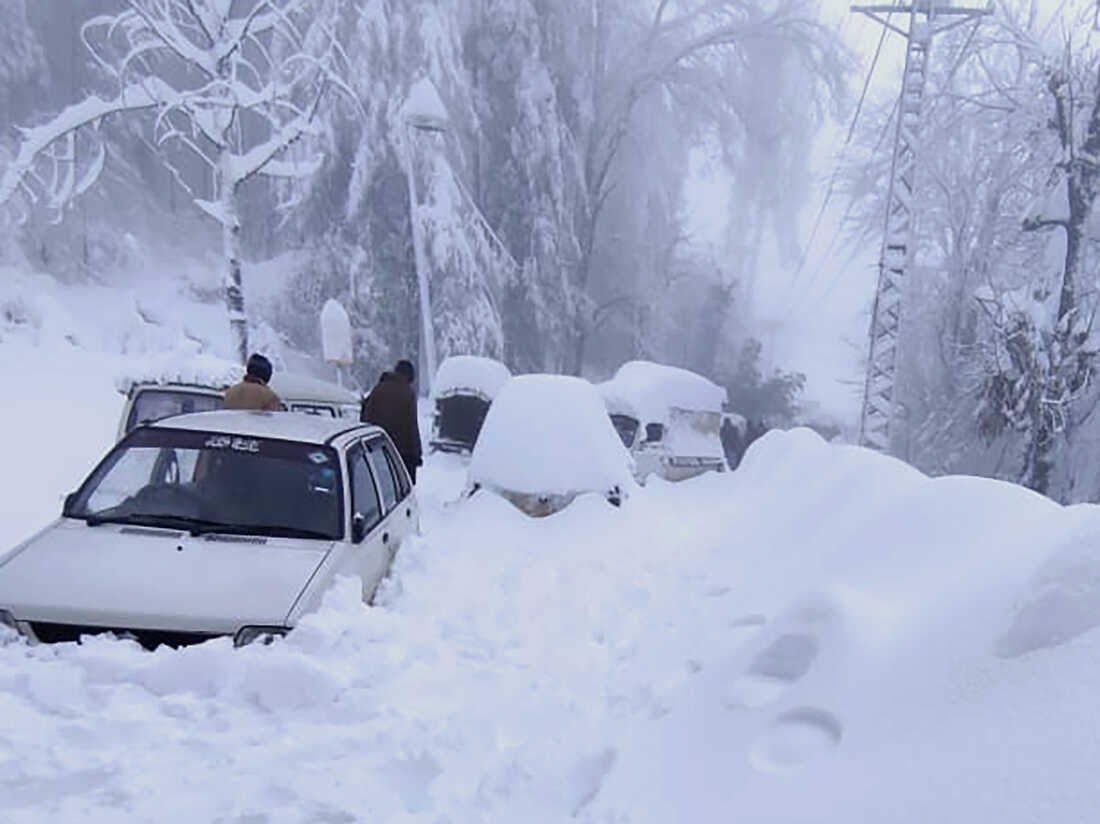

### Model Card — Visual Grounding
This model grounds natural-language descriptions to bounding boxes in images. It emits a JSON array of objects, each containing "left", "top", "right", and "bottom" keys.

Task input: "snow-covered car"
[
  {"left": 116, "top": 356, "right": 361, "bottom": 440},
  {"left": 0, "top": 410, "right": 418, "bottom": 649},
  {"left": 429, "top": 355, "right": 512, "bottom": 455},
  {"left": 599, "top": 360, "right": 728, "bottom": 483},
  {"left": 468, "top": 375, "right": 635, "bottom": 517}
]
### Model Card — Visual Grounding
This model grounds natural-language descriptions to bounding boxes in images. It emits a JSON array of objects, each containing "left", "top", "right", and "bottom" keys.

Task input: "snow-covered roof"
[
  {"left": 155, "top": 410, "right": 373, "bottom": 445},
  {"left": 469, "top": 375, "right": 634, "bottom": 497},
  {"left": 598, "top": 360, "right": 727, "bottom": 423},
  {"left": 115, "top": 354, "right": 244, "bottom": 395},
  {"left": 433, "top": 355, "right": 512, "bottom": 401},
  {"left": 116, "top": 355, "right": 358, "bottom": 405}
]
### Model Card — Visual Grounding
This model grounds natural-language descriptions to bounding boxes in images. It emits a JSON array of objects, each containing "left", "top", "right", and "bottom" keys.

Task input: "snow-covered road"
[{"left": 3, "top": 344, "right": 1100, "bottom": 822}]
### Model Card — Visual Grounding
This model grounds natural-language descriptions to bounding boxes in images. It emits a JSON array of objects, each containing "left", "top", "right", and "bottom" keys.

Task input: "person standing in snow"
[
  {"left": 361, "top": 359, "right": 423, "bottom": 483},
  {"left": 223, "top": 353, "right": 283, "bottom": 411}
]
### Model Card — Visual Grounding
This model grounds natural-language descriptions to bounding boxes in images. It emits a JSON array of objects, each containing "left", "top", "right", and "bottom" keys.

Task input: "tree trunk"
[{"left": 221, "top": 164, "right": 248, "bottom": 364}]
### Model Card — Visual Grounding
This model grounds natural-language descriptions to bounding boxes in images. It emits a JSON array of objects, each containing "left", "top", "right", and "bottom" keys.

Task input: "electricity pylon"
[{"left": 851, "top": 2, "right": 991, "bottom": 454}]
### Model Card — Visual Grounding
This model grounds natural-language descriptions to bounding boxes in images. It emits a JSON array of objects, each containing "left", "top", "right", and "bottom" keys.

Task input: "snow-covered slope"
[{"left": 4, "top": 337, "right": 1100, "bottom": 820}]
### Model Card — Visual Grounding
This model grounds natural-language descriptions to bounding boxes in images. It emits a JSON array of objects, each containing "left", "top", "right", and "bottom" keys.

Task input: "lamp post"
[{"left": 401, "top": 78, "right": 449, "bottom": 397}]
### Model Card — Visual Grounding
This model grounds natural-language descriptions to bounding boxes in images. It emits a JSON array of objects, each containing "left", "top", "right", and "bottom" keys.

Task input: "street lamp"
[{"left": 401, "top": 77, "right": 449, "bottom": 397}]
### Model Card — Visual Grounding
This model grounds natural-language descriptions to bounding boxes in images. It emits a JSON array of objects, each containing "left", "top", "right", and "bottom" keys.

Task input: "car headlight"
[{"left": 233, "top": 625, "right": 290, "bottom": 648}]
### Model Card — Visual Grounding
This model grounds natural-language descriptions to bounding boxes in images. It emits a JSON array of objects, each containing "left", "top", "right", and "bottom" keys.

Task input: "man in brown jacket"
[
  {"left": 361, "top": 359, "right": 422, "bottom": 483},
  {"left": 223, "top": 353, "right": 283, "bottom": 411}
]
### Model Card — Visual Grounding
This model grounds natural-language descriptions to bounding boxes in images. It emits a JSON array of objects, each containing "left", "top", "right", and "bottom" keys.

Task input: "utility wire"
[{"left": 787, "top": 9, "right": 893, "bottom": 298}]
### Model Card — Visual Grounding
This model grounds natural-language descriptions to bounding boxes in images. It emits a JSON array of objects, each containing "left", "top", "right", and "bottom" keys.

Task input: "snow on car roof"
[
  {"left": 116, "top": 354, "right": 359, "bottom": 404},
  {"left": 469, "top": 374, "right": 634, "bottom": 496},
  {"left": 598, "top": 360, "right": 727, "bottom": 423},
  {"left": 432, "top": 355, "right": 512, "bottom": 400},
  {"left": 152, "top": 410, "right": 373, "bottom": 445}
]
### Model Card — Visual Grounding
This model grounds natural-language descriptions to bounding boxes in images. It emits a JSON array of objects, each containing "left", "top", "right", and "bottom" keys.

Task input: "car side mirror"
[
  {"left": 644, "top": 423, "right": 665, "bottom": 444},
  {"left": 62, "top": 492, "right": 77, "bottom": 515},
  {"left": 351, "top": 513, "right": 366, "bottom": 544}
]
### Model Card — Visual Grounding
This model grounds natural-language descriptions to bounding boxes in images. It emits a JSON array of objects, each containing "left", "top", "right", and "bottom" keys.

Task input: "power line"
[
  {"left": 787, "top": 7, "right": 893, "bottom": 298},
  {"left": 790, "top": 93, "right": 899, "bottom": 320}
]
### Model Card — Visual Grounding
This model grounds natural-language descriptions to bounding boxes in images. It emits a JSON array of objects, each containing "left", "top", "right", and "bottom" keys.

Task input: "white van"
[
  {"left": 599, "top": 361, "right": 729, "bottom": 483},
  {"left": 116, "top": 358, "right": 360, "bottom": 441}
]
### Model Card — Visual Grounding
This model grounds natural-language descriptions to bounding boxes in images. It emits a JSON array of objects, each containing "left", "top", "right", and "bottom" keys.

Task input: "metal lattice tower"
[{"left": 851, "top": 3, "right": 991, "bottom": 453}]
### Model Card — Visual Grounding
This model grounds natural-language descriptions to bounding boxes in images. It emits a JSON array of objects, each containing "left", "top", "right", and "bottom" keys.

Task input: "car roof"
[
  {"left": 151, "top": 410, "right": 379, "bottom": 445},
  {"left": 129, "top": 373, "right": 359, "bottom": 405}
]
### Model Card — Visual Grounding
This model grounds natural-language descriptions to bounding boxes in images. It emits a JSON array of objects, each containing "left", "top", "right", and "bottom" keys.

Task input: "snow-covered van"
[
  {"left": 598, "top": 361, "right": 728, "bottom": 483},
  {"left": 429, "top": 355, "right": 511, "bottom": 455},
  {"left": 115, "top": 355, "right": 360, "bottom": 441},
  {"left": 468, "top": 375, "right": 635, "bottom": 517},
  {"left": 0, "top": 411, "right": 418, "bottom": 649}
]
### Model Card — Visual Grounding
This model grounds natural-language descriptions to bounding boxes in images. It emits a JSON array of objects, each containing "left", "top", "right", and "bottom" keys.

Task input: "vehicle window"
[
  {"left": 366, "top": 439, "right": 399, "bottom": 513},
  {"left": 289, "top": 403, "right": 336, "bottom": 417},
  {"left": 69, "top": 428, "right": 343, "bottom": 540},
  {"left": 126, "top": 389, "right": 222, "bottom": 434},
  {"left": 382, "top": 441, "right": 411, "bottom": 500},
  {"left": 347, "top": 443, "right": 382, "bottom": 531},
  {"left": 610, "top": 414, "right": 639, "bottom": 449}
]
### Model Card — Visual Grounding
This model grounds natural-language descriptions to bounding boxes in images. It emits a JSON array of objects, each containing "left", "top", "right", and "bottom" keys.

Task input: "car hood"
[{"left": 0, "top": 520, "right": 331, "bottom": 634}]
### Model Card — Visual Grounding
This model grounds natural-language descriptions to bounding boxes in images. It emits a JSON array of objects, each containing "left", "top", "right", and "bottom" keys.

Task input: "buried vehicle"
[
  {"left": 429, "top": 355, "right": 511, "bottom": 455},
  {"left": 599, "top": 361, "right": 729, "bottom": 483},
  {"left": 468, "top": 375, "right": 635, "bottom": 517},
  {"left": 0, "top": 411, "right": 417, "bottom": 649},
  {"left": 115, "top": 356, "right": 360, "bottom": 440}
]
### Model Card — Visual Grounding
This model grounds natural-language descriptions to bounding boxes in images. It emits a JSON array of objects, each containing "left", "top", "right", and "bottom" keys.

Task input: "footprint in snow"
[
  {"left": 722, "top": 632, "right": 819, "bottom": 710},
  {"left": 749, "top": 707, "right": 843, "bottom": 773}
]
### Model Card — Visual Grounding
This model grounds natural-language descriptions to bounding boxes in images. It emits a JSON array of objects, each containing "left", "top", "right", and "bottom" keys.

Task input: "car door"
[
  {"left": 364, "top": 437, "right": 416, "bottom": 561},
  {"left": 345, "top": 442, "right": 390, "bottom": 602},
  {"left": 380, "top": 437, "right": 418, "bottom": 540}
]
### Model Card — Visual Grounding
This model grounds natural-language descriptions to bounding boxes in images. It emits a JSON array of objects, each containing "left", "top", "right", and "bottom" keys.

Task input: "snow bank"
[
  {"left": 468, "top": 374, "right": 633, "bottom": 496},
  {"left": 7, "top": 344, "right": 1100, "bottom": 823},
  {"left": 599, "top": 360, "right": 726, "bottom": 423},
  {"left": 432, "top": 354, "right": 511, "bottom": 400}
]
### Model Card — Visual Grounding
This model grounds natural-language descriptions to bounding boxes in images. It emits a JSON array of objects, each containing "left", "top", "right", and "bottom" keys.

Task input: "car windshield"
[
  {"left": 67, "top": 427, "right": 343, "bottom": 540},
  {"left": 127, "top": 388, "right": 223, "bottom": 434}
]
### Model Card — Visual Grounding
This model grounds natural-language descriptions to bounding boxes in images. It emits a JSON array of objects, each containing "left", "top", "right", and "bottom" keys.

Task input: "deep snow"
[{"left": 5, "top": 294, "right": 1100, "bottom": 821}]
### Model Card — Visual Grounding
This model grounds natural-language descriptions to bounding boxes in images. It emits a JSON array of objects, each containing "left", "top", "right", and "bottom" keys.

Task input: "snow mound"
[
  {"left": 468, "top": 375, "right": 633, "bottom": 496},
  {"left": 599, "top": 360, "right": 726, "bottom": 423},
  {"left": 432, "top": 355, "right": 511, "bottom": 400}
]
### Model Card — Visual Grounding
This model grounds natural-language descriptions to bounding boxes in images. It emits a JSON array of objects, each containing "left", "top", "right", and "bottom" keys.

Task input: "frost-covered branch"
[{"left": 0, "top": 79, "right": 175, "bottom": 206}]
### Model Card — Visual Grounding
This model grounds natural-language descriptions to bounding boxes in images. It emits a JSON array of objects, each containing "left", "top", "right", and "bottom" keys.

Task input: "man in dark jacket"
[
  {"left": 361, "top": 359, "right": 423, "bottom": 483},
  {"left": 224, "top": 353, "right": 283, "bottom": 411}
]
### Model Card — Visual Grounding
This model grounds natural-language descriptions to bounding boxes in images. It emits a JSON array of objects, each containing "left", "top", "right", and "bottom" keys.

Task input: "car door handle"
[
  {"left": 406, "top": 507, "right": 412, "bottom": 519},
  {"left": 382, "top": 532, "right": 390, "bottom": 545}
]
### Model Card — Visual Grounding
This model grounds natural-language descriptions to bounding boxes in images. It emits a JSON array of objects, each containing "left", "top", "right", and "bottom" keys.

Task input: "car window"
[
  {"left": 382, "top": 441, "right": 411, "bottom": 500},
  {"left": 347, "top": 443, "right": 382, "bottom": 531},
  {"left": 71, "top": 428, "right": 344, "bottom": 540},
  {"left": 366, "top": 438, "right": 399, "bottom": 513},
  {"left": 290, "top": 403, "right": 336, "bottom": 417},
  {"left": 127, "top": 389, "right": 222, "bottom": 433},
  {"left": 610, "top": 414, "right": 639, "bottom": 449}
]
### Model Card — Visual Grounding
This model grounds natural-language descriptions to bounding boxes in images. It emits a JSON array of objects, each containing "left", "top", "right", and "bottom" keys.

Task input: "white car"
[
  {"left": 468, "top": 375, "right": 635, "bottom": 517},
  {"left": 599, "top": 361, "right": 728, "bottom": 483},
  {"left": 117, "top": 372, "right": 362, "bottom": 441},
  {"left": 0, "top": 411, "right": 418, "bottom": 649}
]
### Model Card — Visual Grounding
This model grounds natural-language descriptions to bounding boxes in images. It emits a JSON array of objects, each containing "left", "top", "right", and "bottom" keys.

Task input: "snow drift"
[{"left": 4, "top": 374, "right": 1100, "bottom": 821}]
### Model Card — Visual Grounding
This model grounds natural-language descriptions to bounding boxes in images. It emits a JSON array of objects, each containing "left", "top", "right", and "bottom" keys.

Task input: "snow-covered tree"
[{"left": 0, "top": 0, "right": 351, "bottom": 363}]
